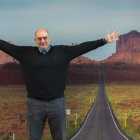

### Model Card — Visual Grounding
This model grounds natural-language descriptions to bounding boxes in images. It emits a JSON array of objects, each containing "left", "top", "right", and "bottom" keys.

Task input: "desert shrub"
[
  {"left": 65, "top": 127, "right": 75, "bottom": 139},
  {"left": 1, "top": 103, "right": 9, "bottom": 109},
  {"left": 10, "top": 121, "right": 16, "bottom": 127},
  {"left": 1, "top": 133, "right": 9, "bottom": 140},
  {"left": 77, "top": 117, "right": 82, "bottom": 126},
  {"left": 137, "top": 125, "right": 140, "bottom": 134},
  {"left": 0, "top": 130, "right": 5, "bottom": 136},
  {"left": 0, "top": 115, "right": 4, "bottom": 119},
  {"left": 17, "top": 115, "right": 22, "bottom": 121},
  {"left": 2, "top": 121, "right": 8, "bottom": 125},
  {"left": 7, "top": 116, "right": 17, "bottom": 119}
]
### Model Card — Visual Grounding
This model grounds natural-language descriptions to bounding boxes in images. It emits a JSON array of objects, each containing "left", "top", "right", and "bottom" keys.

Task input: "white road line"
[
  {"left": 70, "top": 87, "right": 100, "bottom": 140},
  {"left": 103, "top": 82, "right": 129, "bottom": 140}
]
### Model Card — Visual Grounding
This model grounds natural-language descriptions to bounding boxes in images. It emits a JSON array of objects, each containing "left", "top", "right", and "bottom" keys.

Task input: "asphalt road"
[{"left": 69, "top": 70, "right": 133, "bottom": 140}]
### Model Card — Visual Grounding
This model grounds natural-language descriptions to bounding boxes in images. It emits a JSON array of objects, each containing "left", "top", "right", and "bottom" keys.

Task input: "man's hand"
[
  {"left": 105, "top": 30, "right": 120, "bottom": 43},
  {"left": 7, "top": 41, "right": 11, "bottom": 44}
]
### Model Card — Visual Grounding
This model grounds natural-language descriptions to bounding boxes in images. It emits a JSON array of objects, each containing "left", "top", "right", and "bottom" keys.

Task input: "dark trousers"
[{"left": 26, "top": 97, "right": 66, "bottom": 140}]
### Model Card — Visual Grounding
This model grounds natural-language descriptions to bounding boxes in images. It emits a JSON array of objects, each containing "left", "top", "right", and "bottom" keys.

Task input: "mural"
[{"left": 0, "top": 0, "right": 140, "bottom": 140}]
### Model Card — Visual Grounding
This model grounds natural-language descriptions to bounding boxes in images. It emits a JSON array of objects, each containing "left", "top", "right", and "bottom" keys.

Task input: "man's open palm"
[{"left": 105, "top": 30, "right": 120, "bottom": 43}]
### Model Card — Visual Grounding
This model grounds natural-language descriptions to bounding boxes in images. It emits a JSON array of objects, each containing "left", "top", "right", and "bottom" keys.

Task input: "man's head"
[{"left": 34, "top": 29, "right": 50, "bottom": 51}]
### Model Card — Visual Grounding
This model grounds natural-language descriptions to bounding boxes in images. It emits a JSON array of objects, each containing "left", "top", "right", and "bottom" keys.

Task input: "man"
[{"left": 0, "top": 29, "right": 120, "bottom": 140}]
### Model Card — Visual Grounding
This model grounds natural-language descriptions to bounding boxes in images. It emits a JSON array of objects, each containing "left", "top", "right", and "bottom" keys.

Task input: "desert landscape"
[{"left": 0, "top": 30, "right": 140, "bottom": 139}]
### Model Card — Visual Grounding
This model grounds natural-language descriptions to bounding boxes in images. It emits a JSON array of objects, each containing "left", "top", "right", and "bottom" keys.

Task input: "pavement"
[{"left": 68, "top": 69, "right": 133, "bottom": 140}]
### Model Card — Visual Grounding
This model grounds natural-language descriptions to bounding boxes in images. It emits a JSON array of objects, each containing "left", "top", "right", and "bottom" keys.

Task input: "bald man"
[{"left": 0, "top": 29, "right": 120, "bottom": 140}]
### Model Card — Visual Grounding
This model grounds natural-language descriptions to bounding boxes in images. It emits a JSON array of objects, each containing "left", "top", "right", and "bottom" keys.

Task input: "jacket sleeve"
[
  {"left": 66, "top": 39, "right": 106, "bottom": 61},
  {"left": 0, "top": 39, "right": 26, "bottom": 62}
]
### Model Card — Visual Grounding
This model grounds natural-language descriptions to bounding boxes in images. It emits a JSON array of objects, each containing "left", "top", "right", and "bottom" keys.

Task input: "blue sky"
[{"left": 0, "top": 0, "right": 140, "bottom": 61}]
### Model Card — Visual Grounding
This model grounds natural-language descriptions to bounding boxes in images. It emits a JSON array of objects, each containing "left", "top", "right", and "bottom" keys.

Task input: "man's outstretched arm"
[
  {"left": 66, "top": 30, "right": 120, "bottom": 60},
  {"left": 0, "top": 39, "right": 26, "bottom": 62}
]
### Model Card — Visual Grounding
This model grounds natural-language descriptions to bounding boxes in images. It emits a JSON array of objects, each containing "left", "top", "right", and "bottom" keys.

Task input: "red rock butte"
[
  {"left": 0, "top": 50, "right": 19, "bottom": 64},
  {"left": 102, "top": 30, "right": 140, "bottom": 64}
]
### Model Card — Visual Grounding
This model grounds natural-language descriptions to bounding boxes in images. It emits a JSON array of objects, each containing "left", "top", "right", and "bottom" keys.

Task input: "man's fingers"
[
  {"left": 114, "top": 38, "right": 119, "bottom": 41},
  {"left": 114, "top": 31, "right": 120, "bottom": 39},
  {"left": 115, "top": 32, "right": 120, "bottom": 35},
  {"left": 107, "top": 30, "right": 109, "bottom": 35},
  {"left": 113, "top": 30, "right": 120, "bottom": 37},
  {"left": 8, "top": 41, "right": 11, "bottom": 44},
  {"left": 113, "top": 30, "right": 118, "bottom": 34},
  {"left": 115, "top": 34, "right": 120, "bottom": 37}
]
